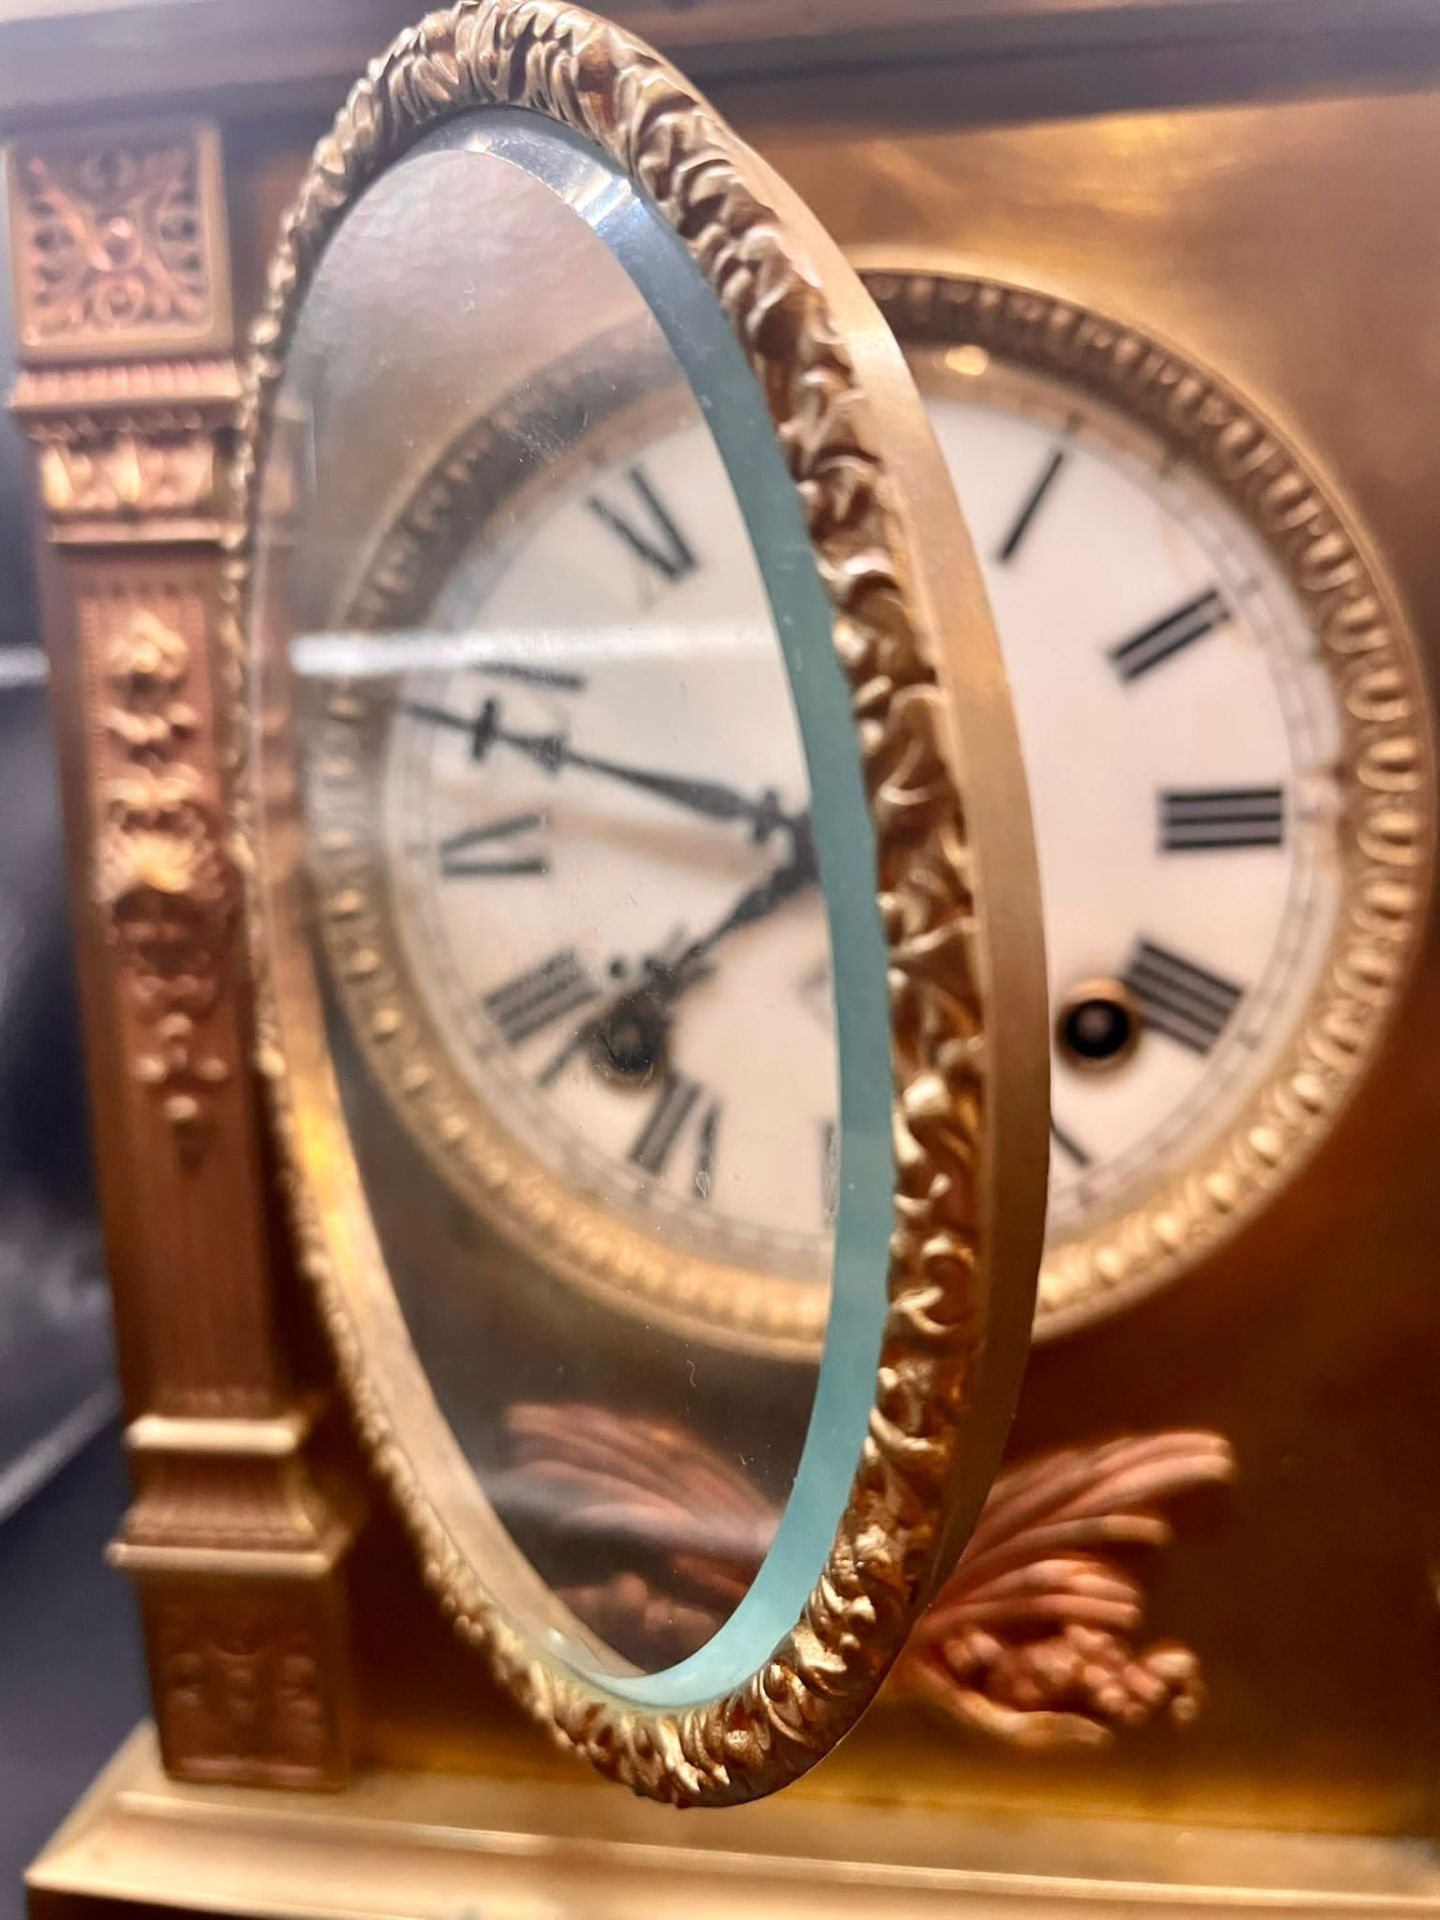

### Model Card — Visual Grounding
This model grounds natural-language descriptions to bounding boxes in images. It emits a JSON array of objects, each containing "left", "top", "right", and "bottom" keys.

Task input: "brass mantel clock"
[{"left": 6, "top": 0, "right": 1440, "bottom": 1913}]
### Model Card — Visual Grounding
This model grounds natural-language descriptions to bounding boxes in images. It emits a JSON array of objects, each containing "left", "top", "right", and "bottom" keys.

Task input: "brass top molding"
[
  {"left": 0, "top": 0, "right": 1436, "bottom": 125},
  {"left": 5, "top": 123, "right": 239, "bottom": 540},
  {"left": 12, "top": 356, "right": 242, "bottom": 430}
]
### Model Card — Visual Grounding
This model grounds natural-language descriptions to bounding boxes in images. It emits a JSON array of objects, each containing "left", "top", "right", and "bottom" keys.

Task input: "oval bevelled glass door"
[
  {"left": 255, "top": 105, "right": 892, "bottom": 1691},
  {"left": 239, "top": 0, "right": 1047, "bottom": 1802}
]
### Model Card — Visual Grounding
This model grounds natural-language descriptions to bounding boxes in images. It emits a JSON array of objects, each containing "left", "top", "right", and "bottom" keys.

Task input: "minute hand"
[
  {"left": 543, "top": 740, "right": 778, "bottom": 828},
  {"left": 402, "top": 698, "right": 787, "bottom": 832}
]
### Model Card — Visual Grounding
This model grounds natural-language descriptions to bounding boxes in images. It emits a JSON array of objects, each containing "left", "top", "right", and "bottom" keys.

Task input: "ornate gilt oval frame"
[
  {"left": 861, "top": 264, "right": 1435, "bottom": 1341},
  {"left": 224, "top": 2, "right": 1048, "bottom": 1805}
]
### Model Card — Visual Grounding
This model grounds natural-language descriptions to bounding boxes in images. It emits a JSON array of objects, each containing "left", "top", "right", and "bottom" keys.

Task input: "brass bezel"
[
  {"left": 226, "top": 2, "right": 1048, "bottom": 1806},
  {"left": 862, "top": 264, "right": 1434, "bottom": 1341}
]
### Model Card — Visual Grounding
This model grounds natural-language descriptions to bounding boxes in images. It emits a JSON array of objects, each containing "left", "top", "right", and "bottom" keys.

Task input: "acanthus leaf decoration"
[
  {"left": 89, "top": 594, "right": 237, "bottom": 1154},
  {"left": 493, "top": 1403, "right": 1235, "bottom": 1750},
  {"left": 891, "top": 1429, "right": 1236, "bottom": 1748}
]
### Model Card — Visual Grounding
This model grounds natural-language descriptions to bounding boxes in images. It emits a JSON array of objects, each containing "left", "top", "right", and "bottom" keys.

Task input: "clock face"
[
  {"left": 302, "top": 377, "right": 847, "bottom": 1353},
  {"left": 308, "top": 293, "right": 1417, "bottom": 1342},
  {"left": 377, "top": 419, "right": 837, "bottom": 1282},
  {"left": 921, "top": 355, "right": 1343, "bottom": 1252}
]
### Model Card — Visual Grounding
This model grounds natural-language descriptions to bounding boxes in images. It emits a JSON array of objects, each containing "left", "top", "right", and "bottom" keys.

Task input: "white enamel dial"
[
  {"left": 359, "top": 346, "right": 1346, "bottom": 1315},
  {"left": 924, "top": 355, "right": 1344, "bottom": 1243},
  {"left": 381, "top": 420, "right": 838, "bottom": 1277}
]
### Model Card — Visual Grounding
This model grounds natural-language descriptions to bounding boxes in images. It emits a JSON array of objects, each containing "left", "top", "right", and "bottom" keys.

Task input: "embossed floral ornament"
[
  {"left": 99, "top": 804, "right": 218, "bottom": 918},
  {"left": 18, "top": 143, "right": 207, "bottom": 342},
  {"left": 496, "top": 1405, "right": 1235, "bottom": 1747},
  {"left": 94, "top": 602, "right": 235, "bottom": 1149}
]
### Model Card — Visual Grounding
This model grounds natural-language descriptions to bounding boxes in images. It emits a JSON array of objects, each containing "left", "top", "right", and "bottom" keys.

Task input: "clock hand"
[
  {"left": 660, "top": 815, "right": 818, "bottom": 992},
  {"left": 585, "top": 818, "right": 818, "bottom": 1086},
  {"left": 401, "top": 698, "right": 791, "bottom": 841}
]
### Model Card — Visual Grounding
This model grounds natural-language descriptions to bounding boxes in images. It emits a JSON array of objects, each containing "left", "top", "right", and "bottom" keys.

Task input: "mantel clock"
[{"left": 5, "top": 0, "right": 1439, "bottom": 1913}]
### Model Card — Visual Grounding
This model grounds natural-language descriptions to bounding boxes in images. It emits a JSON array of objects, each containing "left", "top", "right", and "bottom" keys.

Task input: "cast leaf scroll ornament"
[
  {"left": 890, "top": 1429, "right": 1235, "bottom": 1746},
  {"left": 496, "top": 1405, "right": 1236, "bottom": 1749},
  {"left": 92, "top": 602, "right": 235, "bottom": 1151}
]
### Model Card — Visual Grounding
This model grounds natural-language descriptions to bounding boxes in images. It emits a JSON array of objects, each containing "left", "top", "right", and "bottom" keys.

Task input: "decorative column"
[{"left": 4, "top": 121, "right": 357, "bottom": 1789}]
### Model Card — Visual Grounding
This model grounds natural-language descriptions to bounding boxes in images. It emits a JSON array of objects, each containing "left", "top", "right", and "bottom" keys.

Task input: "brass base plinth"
[{"left": 27, "top": 1727, "right": 1440, "bottom": 1919}]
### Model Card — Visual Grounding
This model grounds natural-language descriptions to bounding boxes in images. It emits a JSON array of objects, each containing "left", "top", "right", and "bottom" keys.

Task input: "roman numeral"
[
  {"left": 480, "top": 660, "right": 587, "bottom": 692},
  {"left": 587, "top": 465, "right": 698, "bottom": 584},
  {"left": 1110, "top": 587, "right": 1228, "bottom": 683},
  {"left": 996, "top": 445, "right": 1067, "bottom": 563},
  {"left": 1125, "top": 938, "right": 1243, "bottom": 1056},
  {"left": 482, "top": 948, "right": 599, "bottom": 1048},
  {"left": 1159, "top": 786, "right": 1285, "bottom": 853},
  {"left": 438, "top": 810, "right": 548, "bottom": 878},
  {"left": 692, "top": 1099, "right": 721, "bottom": 1201},
  {"left": 1050, "top": 1117, "right": 1092, "bottom": 1168},
  {"left": 629, "top": 1074, "right": 703, "bottom": 1178},
  {"left": 820, "top": 1117, "right": 838, "bottom": 1227}
]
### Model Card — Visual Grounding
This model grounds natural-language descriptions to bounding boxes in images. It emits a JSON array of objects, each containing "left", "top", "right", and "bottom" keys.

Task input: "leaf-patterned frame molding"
[{"left": 228, "top": 0, "right": 1049, "bottom": 1808}]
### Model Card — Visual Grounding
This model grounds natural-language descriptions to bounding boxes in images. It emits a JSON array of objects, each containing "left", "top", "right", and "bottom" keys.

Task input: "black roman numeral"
[
  {"left": 820, "top": 1117, "right": 838, "bottom": 1227},
  {"left": 1110, "top": 588, "right": 1228, "bottom": 683},
  {"left": 629, "top": 1074, "right": 703, "bottom": 1178},
  {"left": 1159, "top": 786, "right": 1285, "bottom": 853},
  {"left": 1050, "top": 1117, "right": 1092, "bottom": 1168},
  {"left": 587, "top": 465, "right": 698, "bottom": 585},
  {"left": 1125, "top": 938, "right": 1244, "bottom": 1056},
  {"left": 996, "top": 445, "right": 1067, "bottom": 563},
  {"left": 692, "top": 1099, "right": 721, "bottom": 1201},
  {"left": 480, "top": 660, "right": 587, "bottom": 693},
  {"left": 482, "top": 948, "right": 599, "bottom": 1048},
  {"left": 439, "top": 810, "right": 548, "bottom": 878}
]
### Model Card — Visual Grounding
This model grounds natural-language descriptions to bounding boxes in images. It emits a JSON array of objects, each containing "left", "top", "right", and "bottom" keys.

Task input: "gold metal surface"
[
  {"left": 6, "top": 111, "right": 360, "bottom": 1794},
  {"left": 28, "top": 1726, "right": 1440, "bottom": 1920},
  {"left": 6, "top": 0, "right": 1439, "bottom": 1896},
  {"left": 229, "top": 0, "right": 1048, "bottom": 1807},
  {"left": 758, "top": 88, "right": 1440, "bottom": 1841}
]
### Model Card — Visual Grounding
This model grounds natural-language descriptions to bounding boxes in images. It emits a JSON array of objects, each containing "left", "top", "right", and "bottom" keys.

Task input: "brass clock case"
[
  {"left": 229, "top": 2, "right": 1048, "bottom": 1806},
  {"left": 862, "top": 264, "right": 1434, "bottom": 1340}
]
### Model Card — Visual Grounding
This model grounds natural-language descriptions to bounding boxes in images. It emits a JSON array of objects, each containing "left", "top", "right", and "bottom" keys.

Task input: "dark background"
[
  {"left": 0, "top": 1429, "right": 144, "bottom": 1919},
  {"left": 0, "top": 207, "right": 144, "bottom": 1920}
]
